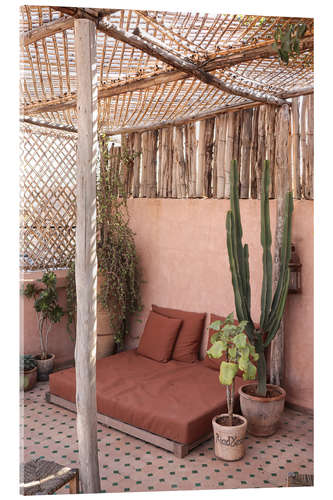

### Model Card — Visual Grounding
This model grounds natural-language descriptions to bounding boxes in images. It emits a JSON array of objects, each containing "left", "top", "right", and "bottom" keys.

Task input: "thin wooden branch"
[
  {"left": 20, "top": 118, "right": 77, "bottom": 134},
  {"left": 127, "top": 26, "right": 286, "bottom": 106},
  {"left": 215, "top": 113, "right": 227, "bottom": 198},
  {"left": 291, "top": 98, "right": 301, "bottom": 199},
  {"left": 174, "top": 126, "right": 187, "bottom": 198},
  {"left": 159, "top": 127, "right": 173, "bottom": 197},
  {"left": 132, "top": 132, "right": 141, "bottom": 198},
  {"left": 185, "top": 123, "right": 197, "bottom": 198},
  {"left": 239, "top": 109, "right": 252, "bottom": 198},
  {"left": 250, "top": 107, "right": 259, "bottom": 199},
  {"left": 307, "top": 94, "right": 314, "bottom": 199}
]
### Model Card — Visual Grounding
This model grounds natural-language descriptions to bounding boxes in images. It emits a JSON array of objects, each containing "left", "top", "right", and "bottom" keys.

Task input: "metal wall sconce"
[{"left": 288, "top": 243, "right": 302, "bottom": 293}]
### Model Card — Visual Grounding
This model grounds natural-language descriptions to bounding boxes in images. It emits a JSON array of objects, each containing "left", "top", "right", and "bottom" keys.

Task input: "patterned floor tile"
[{"left": 20, "top": 381, "right": 314, "bottom": 493}]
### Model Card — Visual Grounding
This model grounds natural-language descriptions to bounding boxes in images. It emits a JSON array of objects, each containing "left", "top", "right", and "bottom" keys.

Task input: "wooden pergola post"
[
  {"left": 270, "top": 103, "right": 291, "bottom": 387},
  {"left": 74, "top": 18, "right": 101, "bottom": 493}
]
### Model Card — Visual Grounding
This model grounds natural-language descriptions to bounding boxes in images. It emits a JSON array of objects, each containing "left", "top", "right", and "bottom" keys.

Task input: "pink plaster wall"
[
  {"left": 21, "top": 270, "right": 75, "bottom": 369},
  {"left": 126, "top": 198, "right": 314, "bottom": 411},
  {"left": 20, "top": 199, "right": 313, "bottom": 410}
]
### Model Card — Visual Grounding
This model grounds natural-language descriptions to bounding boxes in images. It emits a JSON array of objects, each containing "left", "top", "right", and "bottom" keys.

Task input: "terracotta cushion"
[
  {"left": 152, "top": 304, "right": 206, "bottom": 363},
  {"left": 49, "top": 349, "right": 244, "bottom": 445},
  {"left": 203, "top": 313, "right": 259, "bottom": 376},
  {"left": 137, "top": 311, "right": 182, "bottom": 363}
]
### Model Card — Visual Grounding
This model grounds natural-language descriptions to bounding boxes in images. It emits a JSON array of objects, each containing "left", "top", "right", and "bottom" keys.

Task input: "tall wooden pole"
[
  {"left": 270, "top": 103, "right": 291, "bottom": 387},
  {"left": 74, "top": 18, "right": 101, "bottom": 493}
]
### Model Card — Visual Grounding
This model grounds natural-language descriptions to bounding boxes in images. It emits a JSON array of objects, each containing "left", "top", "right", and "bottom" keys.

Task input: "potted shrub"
[
  {"left": 207, "top": 313, "right": 258, "bottom": 461},
  {"left": 23, "top": 271, "right": 64, "bottom": 380},
  {"left": 225, "top": 160, "right": 293, "bottom": 436},
  {"left": 20, "top": 355, "right": 37, "bottom": 391},
  {"left": 66, "top": 137, "right": 143, "bottom": 355}
]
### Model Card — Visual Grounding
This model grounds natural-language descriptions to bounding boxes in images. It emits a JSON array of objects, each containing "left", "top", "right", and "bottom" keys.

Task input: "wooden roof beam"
[
  {"left": 103, "top": 101, "right": 263, "bottom": 135},
  {"left": 21, "top": 16, "right": 74, "bottom": 46},
  {"left": 51, "top": 7, "right": 119, "bottom": 20},
  {"left": 23, "top": 35, "right": 312, "bottom": 115},
  {"left": 21, "top": 7, "right": 118, "bottom": 47},
  {"left": 97, "top": 22, "right": 287, "bottom": 106}
]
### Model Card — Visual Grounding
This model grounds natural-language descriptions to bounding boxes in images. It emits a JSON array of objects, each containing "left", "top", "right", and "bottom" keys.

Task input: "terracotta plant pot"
[
  {"left": 239, "top": 382, "right": 286, "bottom": 437},
  {"left": 96, "top": 309, "right": 115, "bottom": 360},
  {"left": 212, "top": 413, "right": 247, "bottom": 461},
  {"left": 96, "top": 276, "right": 116, "bottom": 360},
  {"left": 20, "top": 366, "right": 38, "bottom": 392},
  {"left": 34, "top": 353, "right": 55, "bottom": 381}
]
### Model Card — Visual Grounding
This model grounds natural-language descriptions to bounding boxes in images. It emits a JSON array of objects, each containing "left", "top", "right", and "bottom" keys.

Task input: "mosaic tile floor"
[{"left": 20, "top": 382, "right": 314, "bottom": 494}]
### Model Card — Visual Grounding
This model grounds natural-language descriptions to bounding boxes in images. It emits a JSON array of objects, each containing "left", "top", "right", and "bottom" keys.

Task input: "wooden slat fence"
[
  {"left": 20, "top": 96, "right": 313, "bottom": 270},
  {"left": 120, "top": 96, "right": 313, "bottom": 200}
]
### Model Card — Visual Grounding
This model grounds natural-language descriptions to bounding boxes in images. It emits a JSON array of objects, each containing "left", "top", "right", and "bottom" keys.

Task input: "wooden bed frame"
[{"left": 46, "top": 392, "right": 213, "bottom": 458}]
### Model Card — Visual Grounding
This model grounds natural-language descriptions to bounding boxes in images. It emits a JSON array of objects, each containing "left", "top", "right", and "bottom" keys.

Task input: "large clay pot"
[
  {"left": 239, "top": 382, "right": 286, "bottom": 437},
  {"left": 21, "top": 366, "right": 38, "bottom": 391},
  {"left": 34, "top": 353, "right": 55, "bottom": 381},
  {"left": 96, "top": 275, "right": 116, "bottom": 360},
  {"left": 212, "top": 413, "right": 247, "bottom": 461}
]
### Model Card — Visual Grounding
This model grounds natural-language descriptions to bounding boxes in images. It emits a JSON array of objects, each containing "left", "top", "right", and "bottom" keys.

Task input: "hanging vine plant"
[{"left": 66, "top": 135, "right": 143, "bottom": 351}]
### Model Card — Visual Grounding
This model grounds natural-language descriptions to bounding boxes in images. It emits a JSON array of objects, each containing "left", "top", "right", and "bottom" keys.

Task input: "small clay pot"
[
  {"left": 21, "top": 366, "right": 38, "bottom": 391},
  {"left": 96, "top": 276, "right": 117, "bottom": 359},
  {"left": 34, "top": 353, "right": 55, "bottom": 381},
  {"left": 212, "top": 414, "right": 247, "bottom": 461},
  {"left": 96, "top": 310, "right": 115, "bottom": 360},
  {"left": 239, "top": 382, "right": 286, "bottom": 437}
]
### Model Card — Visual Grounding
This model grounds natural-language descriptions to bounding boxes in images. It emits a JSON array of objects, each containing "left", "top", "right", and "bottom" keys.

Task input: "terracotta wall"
[
  {"left": 126, "top": 198, "right": 314, "bottom": 411},
  {"left": 21, "top": 199, "right": 313, "bottom": 410},
  {"left": 21, "top": 270, "right": 75, "bottom": 369}
]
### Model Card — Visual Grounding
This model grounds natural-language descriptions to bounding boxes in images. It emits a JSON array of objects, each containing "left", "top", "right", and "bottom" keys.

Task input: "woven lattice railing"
[{"left": 20, "top": 127, "right": 77, "bottom": 271}]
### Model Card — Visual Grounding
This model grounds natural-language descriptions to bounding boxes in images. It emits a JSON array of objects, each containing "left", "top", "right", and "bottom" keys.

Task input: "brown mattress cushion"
[
  {"left": 151, "top": 304, "right": 206, "bottom": 363},
  {"left": 49, "top": 349, "right": 243, "bottom": 445},
  {"left": 137, "top": 311, "right": 182, "bottom": 362}
]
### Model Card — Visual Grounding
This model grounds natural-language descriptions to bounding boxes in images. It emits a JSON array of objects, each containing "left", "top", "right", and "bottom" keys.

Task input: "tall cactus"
[{"left": 226, "top": 160, "right": 293, "bottom": 396}]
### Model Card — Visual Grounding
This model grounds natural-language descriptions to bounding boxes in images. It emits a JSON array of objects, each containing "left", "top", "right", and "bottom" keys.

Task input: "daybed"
[{"left": 47, "top": 306, "right": 245, "bottom": 457}]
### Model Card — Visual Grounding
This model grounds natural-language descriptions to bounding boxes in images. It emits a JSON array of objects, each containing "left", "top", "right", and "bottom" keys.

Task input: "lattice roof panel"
[{"left": 20, "top": 6, "right": 314, "bottom": 135}]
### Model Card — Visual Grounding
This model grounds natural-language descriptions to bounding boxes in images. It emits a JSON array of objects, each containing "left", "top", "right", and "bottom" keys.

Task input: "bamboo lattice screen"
[
  {"left": 20, "top": 96, "right": 313, "bottom": 271},
  {"left": 20, "top": 126, "right": 77, "bottom": 270}
]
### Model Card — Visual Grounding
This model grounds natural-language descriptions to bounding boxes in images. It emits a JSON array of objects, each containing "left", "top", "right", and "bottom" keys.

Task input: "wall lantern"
[{"left": 288, "top": 243, "right": 302, "bottom": 293}]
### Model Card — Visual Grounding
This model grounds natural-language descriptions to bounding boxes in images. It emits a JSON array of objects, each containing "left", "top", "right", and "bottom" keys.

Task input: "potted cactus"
[
  {"left": 20, "top": 355, "right": 37, "bottom": 391},
  {"left": 207, "top": 313, "right": 258, "bottom": 460},
  {"left": 22, "top": 271, "right": 64, "bottom": 380},
  {"left": 225, "top": 160, "right": 292, "bottom": 436}
]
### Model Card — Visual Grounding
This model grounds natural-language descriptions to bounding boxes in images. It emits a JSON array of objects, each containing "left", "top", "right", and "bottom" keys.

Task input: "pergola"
[
  {"left": 20, "top": 5, "right": 314, "bottom": 494},
  {"left": 20, "top": 7, "right": 313, "bottom": 134}
]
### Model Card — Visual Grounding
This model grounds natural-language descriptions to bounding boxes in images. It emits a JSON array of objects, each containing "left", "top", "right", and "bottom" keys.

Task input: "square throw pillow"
[
  {"left": 137, "top": 310, "right": 183, "bottom": 363},
  {"left": 152, "top": 304, "right": 206, "bottom": 363}
]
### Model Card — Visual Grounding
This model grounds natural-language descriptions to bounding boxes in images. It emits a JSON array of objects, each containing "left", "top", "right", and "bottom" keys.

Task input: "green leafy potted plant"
[
  {"left": 20, "top": 355, "right": 37, "bottom": 391},
  {"left": 225, "top": 160, "right": 292, "bottom": 436},
  {"left": 23, "top": 271, "right": 64, "bottom": 380},
  {"left": 207, "top": 313, "right": 258, "bottom": 461}
]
